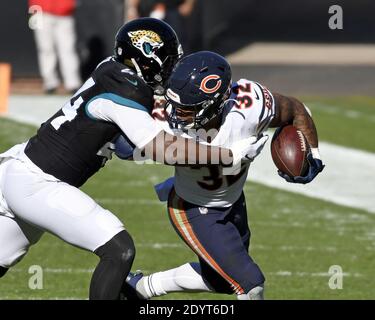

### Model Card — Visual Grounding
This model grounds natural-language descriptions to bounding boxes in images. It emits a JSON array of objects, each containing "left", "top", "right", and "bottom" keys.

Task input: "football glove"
[
  {"left": 224, "top": 134, "right": 269, "bottom": 175},
  {"left": 243, "top": 134, "right": 269, "bottom": 162},
  {"left": 114, "top": 134, "right": 135, "bottom": 160},
  {"left": 278, "top": 151, "right": 325, "bottom": 184}
]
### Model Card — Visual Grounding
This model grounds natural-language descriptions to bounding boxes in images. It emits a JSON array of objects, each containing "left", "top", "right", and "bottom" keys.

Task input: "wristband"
[{"left": 310, "top": 147, "right": 321, "bottom": 160}]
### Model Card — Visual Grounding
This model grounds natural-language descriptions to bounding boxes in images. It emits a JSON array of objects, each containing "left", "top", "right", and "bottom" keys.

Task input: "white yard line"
[
  {"left": 10, "top": 268, "right": 94, "bottom": 273},
  {"left": 8, "top": 267, "right": 363, "bottom": 278},
  {"left": 269, "top": 271, "right": 363, "bottom": 278},
  {"left": 138, "top": 243, "right": 184, "bottom": 249},
  {"left": 252, "top": 244, "right": 339, "bottom": 253}
]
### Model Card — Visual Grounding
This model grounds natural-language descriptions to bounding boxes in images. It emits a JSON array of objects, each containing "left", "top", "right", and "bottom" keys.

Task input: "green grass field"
[{"left": 0, "top": 96, "right": 374, "bottom": 299}]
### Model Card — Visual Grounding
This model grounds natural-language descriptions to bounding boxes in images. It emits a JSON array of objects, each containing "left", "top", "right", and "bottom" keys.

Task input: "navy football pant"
[{"left": 168, "top": 189, "right": 265, "bottom": 295}]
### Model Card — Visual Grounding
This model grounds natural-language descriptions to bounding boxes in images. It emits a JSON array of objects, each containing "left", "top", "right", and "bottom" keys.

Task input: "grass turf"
[{"left": 0, "top": 96, "right": 374, "bottom": 299}]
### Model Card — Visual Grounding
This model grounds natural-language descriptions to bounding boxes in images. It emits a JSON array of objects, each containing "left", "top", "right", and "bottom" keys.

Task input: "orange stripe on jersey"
[{"left": 168, "top": 191, "right": 245, "bottom": 295}]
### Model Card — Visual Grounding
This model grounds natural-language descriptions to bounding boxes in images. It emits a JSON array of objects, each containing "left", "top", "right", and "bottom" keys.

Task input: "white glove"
[
  {"left": 224, "top": 134, "right": 269, "bottom": 175},
  {"left": 243, "top": 134, "right": 269, "bottom": 162}
]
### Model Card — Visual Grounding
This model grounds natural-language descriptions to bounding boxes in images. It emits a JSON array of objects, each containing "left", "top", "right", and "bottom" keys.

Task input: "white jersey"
[{"left": 155, "top": 79, "right": 276, "bottom": 207}]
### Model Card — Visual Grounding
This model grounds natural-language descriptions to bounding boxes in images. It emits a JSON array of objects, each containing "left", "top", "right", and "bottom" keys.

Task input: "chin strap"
[{"left": 131, "top": 58, "right": 144, "bottom": 80}]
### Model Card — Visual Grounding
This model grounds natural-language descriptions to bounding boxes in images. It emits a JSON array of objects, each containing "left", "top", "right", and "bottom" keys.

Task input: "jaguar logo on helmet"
[
  {"left": 128, "top": 30, "right": 164, "bottom": 65},
  {"left": 199, "top": 75, "right": 222, "bottom": 94}
]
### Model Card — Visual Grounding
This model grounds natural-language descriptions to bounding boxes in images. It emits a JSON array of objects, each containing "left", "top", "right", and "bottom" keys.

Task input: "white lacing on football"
[{"left": 296, "top": 130, "right": 307, "bottom": 152}]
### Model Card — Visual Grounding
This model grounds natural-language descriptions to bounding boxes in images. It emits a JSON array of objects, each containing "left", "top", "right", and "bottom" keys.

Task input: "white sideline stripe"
[
  {"left": 249, "top": 140, "right": 375, "bottom": 214},
  {"left": 6, "top": 95, "right": 67, "bottom": 126}
]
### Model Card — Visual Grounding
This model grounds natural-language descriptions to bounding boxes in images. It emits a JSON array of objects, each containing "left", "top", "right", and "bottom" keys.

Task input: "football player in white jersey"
[{"left": 120, "top": 51, "right": 324, "bottom": 300}]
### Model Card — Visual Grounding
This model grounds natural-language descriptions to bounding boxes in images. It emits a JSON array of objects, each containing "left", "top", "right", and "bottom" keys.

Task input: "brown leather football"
[{"left": 271, "top": 125, "right": 310, "bottom": 177}]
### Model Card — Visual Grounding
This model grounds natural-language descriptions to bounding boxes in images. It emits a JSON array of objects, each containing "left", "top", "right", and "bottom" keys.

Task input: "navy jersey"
[{"left": 25, "top": 57, "right": 161, "bottom": 187}]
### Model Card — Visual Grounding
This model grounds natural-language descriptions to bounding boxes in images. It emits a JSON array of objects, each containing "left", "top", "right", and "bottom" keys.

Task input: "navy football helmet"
[
  {"left": 165, "top": 51, "right": 232, "bottom": 130},
  {"left": 114, "top": 18, "right": 183, "bottom": 88}
]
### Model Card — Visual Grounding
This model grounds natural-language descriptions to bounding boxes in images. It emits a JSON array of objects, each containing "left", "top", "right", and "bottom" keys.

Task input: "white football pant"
[{"left": 0, "top": 159, "right": 125, "bottom": 268}]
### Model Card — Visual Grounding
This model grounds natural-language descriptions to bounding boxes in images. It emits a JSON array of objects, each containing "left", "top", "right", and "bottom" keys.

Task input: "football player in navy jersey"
[{"left": 0, "top": 19, "right": 257, "bottom": 299}]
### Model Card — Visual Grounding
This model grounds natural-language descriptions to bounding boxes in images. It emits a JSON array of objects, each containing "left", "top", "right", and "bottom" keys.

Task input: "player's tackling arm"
[
  {"left": 269, "top": 93, "right": 325, "bottom": 183},
  {"left": 143, "top": 130, "right": 233, "bottom": 166},
  {"left": 88, "top": 97, "right": 254, "bottom": 167}
]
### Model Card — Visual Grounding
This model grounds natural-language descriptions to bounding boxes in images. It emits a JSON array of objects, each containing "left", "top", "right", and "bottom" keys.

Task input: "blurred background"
[
  {"left": 0, "top": 0, "right": 374, "bottom": 95},
  {"left": 0, "top": 0, "right": 374, "bottom": 299}
]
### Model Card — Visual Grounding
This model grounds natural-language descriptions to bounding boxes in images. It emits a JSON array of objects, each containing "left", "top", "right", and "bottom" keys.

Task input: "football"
[{"left": 271, "top": 125, "right": 310, "bottom": 177}]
